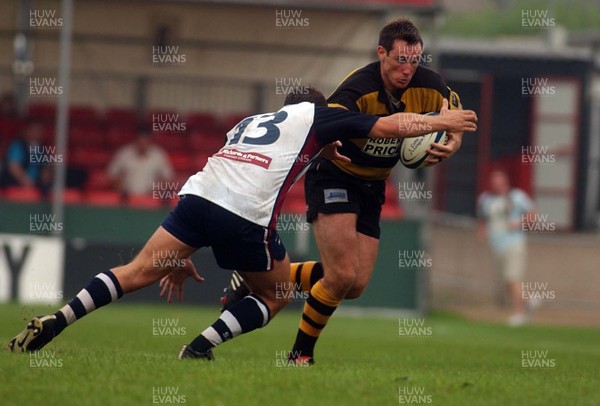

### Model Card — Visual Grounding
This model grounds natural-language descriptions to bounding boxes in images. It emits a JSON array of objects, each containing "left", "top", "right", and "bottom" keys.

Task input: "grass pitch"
[{"left": 1, "top": 302, "right": 598, "bottom": 405}]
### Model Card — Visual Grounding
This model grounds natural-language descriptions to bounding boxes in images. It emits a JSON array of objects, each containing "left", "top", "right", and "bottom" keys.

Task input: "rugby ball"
[{"left": 400, "top": 112, "right": 448, "bottom": 169}]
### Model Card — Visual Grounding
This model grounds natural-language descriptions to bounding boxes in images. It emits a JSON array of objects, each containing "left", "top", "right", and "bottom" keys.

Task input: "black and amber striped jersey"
[{"left": 327, "top": 61, "right": 461, "bottom": 180}]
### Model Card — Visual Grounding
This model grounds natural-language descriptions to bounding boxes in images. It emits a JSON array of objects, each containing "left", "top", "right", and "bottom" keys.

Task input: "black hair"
[
  {"left": 378, "top": 18, "right": 423, "bottom": 52},
  {"left": 283, "top": 86, "right": 327, "bottom": 107}
]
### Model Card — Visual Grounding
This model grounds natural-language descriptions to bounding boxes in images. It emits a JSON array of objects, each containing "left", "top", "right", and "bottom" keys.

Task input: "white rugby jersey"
[{"left": 179, "top": 102, "right": 378, "bottom": 229}]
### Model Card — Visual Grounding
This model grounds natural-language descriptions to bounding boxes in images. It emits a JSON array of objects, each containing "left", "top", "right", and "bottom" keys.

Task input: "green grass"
[{"left": 1, "top": 303, "right": 598, "bottom": 405}]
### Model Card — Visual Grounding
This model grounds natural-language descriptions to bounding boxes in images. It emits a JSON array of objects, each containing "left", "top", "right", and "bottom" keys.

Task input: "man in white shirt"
[
  {"left": 477, "top": 170, "right": 537, "bottom": 326},
  {"left": 107, "top": 130, "right": 173, "bottom": 197}
]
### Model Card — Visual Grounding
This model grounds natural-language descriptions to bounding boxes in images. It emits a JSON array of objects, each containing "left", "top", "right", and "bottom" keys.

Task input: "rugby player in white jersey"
[{"left": 8, "top": 88, "right": 476, "bottom": 360}]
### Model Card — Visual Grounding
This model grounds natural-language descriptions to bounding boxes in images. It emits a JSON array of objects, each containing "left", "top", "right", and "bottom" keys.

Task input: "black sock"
[
  {"left": 53, "top": 270, "right": 123, "bottom": 335},
  {"left": 190, "top": 293, "right": 271, "bottom": 353}
]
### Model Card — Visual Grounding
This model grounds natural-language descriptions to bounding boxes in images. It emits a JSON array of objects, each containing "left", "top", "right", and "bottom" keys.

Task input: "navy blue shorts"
[
  {"left": 304, "top": 158, "right": 384, "bottom": 239},
  {"left": 161, "top": 194, "right": 286, "bottom": 271}
]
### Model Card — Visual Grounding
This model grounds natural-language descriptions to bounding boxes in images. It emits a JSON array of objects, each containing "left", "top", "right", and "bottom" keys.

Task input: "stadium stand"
[{"left": 0, "top": 102, "right": 404, "bottom": 218}]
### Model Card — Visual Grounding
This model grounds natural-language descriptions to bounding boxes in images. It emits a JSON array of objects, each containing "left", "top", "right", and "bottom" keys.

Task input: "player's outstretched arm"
[{"left": 369, "top": 99, "right": 477, "bottom": 139}]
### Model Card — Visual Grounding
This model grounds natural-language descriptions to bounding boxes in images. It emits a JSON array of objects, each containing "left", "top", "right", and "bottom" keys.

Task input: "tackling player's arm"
[
  {"left": 369, "top": 99, "right": 476, "bottom": 139},
  {"left": 312, "top": 100, "right": 477, "bottom": 144}
]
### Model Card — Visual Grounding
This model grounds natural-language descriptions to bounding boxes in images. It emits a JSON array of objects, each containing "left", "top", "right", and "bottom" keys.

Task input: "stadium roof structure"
[
  {"left": 159, "top": 0, "right": 443, "bottom": 15},
  {"left": 438, "top": 38, "right": 594, "bottom": 62}
]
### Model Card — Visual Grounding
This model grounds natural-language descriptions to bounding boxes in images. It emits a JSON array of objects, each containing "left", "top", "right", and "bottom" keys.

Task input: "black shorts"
[
  {"left": 304, "top": 158, "right": 385, "bottom": 239},
  {"left": 161, "top": 194, "right": 286, "bottom": 271}
]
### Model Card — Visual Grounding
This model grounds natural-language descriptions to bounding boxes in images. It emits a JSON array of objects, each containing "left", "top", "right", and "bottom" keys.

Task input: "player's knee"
[
  {"left": 323, "top": 266, "right": 357, "bottom": 292},
  {"left": 254, "top": 283, "right": 292, "bottom": 315},
  {"left": 344, "top": 281, "right": 368, "bottom": 299}
]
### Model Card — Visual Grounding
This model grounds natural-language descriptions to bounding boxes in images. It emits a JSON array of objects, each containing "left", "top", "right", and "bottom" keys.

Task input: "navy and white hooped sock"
[
  {"left": 190, "top": 293, "right": 271, "bottom": 353},
  {"left": 53, "top": 271, "right": 124, "bottom": 335}
]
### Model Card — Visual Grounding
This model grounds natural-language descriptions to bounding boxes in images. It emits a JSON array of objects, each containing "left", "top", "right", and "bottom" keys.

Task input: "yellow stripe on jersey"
[
  {"left": 327, "top": 62, "right": 460, "bottom": 180},
  {"left": 333, "top": 87, "right": 449, "bottom": 180},
  {"left": 356, "top": 91, "right": 389, "bottom": 115}
]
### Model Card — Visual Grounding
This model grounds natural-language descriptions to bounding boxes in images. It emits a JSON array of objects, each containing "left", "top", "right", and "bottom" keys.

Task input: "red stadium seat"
[
  {"left": 69, "top": 126, "right": 105, "bottom": 149},
  {"left": 188, "top": 130, "right": 224, "bottom": 154},
  {"left": 381, "top": 180, "right": 404, "bottom": 219},
  {"left": 27, "top": 103, "right": 56, "bottom": 122},
  {"left": 69, "top": 105, "right": 100, "bottom": 126},
  {"left": 69, "top": 148, "right": 111, "bottom": 169},
  {"left": 221, "top": 113, "right": 250, "bottom": 131},
  {"left": 188, "top": 131, "right": 208, "bottom": 152},
  {"left": 193, "top": 152, "right": 211, "bottom": 170},
  {"left": 5, "top": 186, "right": 41, "bottom": 202},
  {"left": 281, "top": 178, "right": 306, "bottom": 214},
  {"left": 168, "top": 152, "right": 194, "bottom": 173},
  {"left": 85, "top": 190, "right": 122, "bottom": 206},
  {"left": 64, "top": 188, "right": 84, "bottom": 204},
  {"left": 106, "top": 127, "right": 136, "bottom": 148},
  {"left": 85, "top": 169, "right": 113, "bottom": 191},
  {"left": 146, "top": 109, "right": 178, "bottom": 129},
  {"left": 0, "top": 117, "right": 24, "bottom": 139},
  {"left": 105, "top": 108, "right": 138, "bottom": 127},
  {"left": 52, "top": 188, "right": 83, "bottom": 204},
  {"left": 174, "top": 172, "right": 191, "bottom": 188},
  {"left": 186, "top": 112, "right": 218, "bottom": 132},
  {"left": 154, "top": 133, "right": 185, "bottom": 151},
  {"left": 281, "top": 196, "right": 306, "bottom": 214}
]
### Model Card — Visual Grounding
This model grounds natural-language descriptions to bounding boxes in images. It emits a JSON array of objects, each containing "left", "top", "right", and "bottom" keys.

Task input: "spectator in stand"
[
  {"left": 1, "top": 121, "right": 53, "bottom": 196},
  {"left": 107, "top": 128, "right": 173, "bottom": 199},
  {"left": 0, "top": 93, "right": 18, "bottom": 118},
  {"left": 0, "top": 92, "right": 19, "bottom": 185}
]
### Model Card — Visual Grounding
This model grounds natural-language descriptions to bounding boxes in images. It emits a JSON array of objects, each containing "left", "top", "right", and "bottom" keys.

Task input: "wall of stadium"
[
  {"left": 0, "top": 201, "right": 424, "bottom": 312},
  {"left": 0, "top": 0, "right": 389, "bottom": 112}
]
